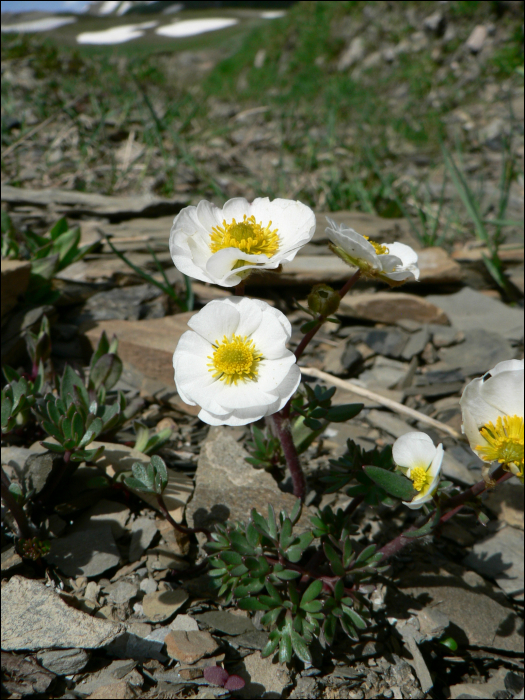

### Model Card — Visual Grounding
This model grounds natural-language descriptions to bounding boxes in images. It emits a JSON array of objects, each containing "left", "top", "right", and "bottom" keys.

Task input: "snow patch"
[{"left": 155, "top": 17, "right": 238, "bottom": 38}]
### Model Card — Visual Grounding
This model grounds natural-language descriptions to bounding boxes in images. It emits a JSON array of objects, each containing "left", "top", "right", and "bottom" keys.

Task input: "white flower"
[
  {"left": 170, "top": 197, "right": 316, "bottom": 287},
  {"left": 325, "top": 217, "right": 419, "bottom": 285},
  {"left": 460, "top": 359, "right": 524, "bottom": 482},
  {"left": 392, "top": 432, "right": 443, "bottom": 509},
  {"left": 173, "top": 297, "right": 301, "bottom": 426}
]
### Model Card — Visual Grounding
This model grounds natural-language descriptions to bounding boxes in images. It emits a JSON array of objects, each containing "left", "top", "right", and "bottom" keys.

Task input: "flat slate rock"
[
  {"left": 45, "top": 522, "right": 120, "bottom": 578},
  {"left": 1, "top": 576, "right": 123, "bottom": 651},
  {"left": 427, "top": 288, "right": 524, "bottom": 341},
  {"left": 196, "top": 611, "right": 256, "bottom": 636},
  {"left": 339, "top": 291, "right": 449, "bottom": 325},
  {"left": 435, "top": 328, "right": 515, "bottom": 376},
  {"left": 464, "top": 525, "right": 524, "bottom": 599},
  {"left": 187, "top": 428, "right": 313, "bottom": 540}
]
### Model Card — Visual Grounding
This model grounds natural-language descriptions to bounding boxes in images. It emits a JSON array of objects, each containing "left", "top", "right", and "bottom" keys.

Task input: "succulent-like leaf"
[{"left": 364, "top": 465, "right": 416, "bottom": 501}]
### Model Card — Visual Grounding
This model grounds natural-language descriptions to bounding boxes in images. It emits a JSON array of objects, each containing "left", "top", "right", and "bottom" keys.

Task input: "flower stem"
[
  {"left": 294, "top": 270, "right": 361, "bottom": 361},
  {"left": 1, "top": 466, "right": 32, "bottom": 539},
  {"left": 271, "top": 411, "right": 306, "bottom": 501},
  {"left": 378, "top": 465, "right": 510, "bottom": 561},
  {"left": 156, "top": 493, "right": 213, "bottom": 542},
  {"left": 235, "top": 280, "right": 246, "bottom": 296}
]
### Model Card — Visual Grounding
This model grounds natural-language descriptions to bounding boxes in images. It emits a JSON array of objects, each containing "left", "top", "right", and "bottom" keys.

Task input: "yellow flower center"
[
  {"left": 410, "top": 466, "right": 433, "bottom": 493},
  {"left": 210, "top": 215, "right": 280, "bottom": 270},
  {"left": 363, "top": 235, "right": 389, "bottom": 255},
  {"left": 476, "top": 415, "right": 524, "bottom": 468},
  {"left": 208, "top": 334, "right": 263, "bottom": 385}
]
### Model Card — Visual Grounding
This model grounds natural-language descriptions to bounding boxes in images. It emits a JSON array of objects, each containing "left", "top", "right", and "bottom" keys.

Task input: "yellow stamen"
[
  {"left": 210, "top": 215, "right": 280, "bottom": 270},
  {"left": 363, "top": 235, "right": 389, "bottom": 255},
  {"left": 208, "top": 334, "right": 263, "bottom": 385},
  {"left": 476, "top": 415, "right": 524, "bottom": 469},
  {"left": 410, "top": 466, "right": 433, "bottom": 493}
]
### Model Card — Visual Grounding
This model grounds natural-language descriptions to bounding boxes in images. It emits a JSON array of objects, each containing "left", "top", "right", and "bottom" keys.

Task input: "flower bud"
[{"left": 307, "top": 284, "right": 340, "bottom": 317}]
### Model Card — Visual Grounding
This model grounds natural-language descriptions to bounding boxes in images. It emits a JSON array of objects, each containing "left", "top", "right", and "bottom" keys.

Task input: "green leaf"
[
  {"left": 289, "top": 499, "right": 302, "bottom": 526},
  {"left": 279, "top": 633, "right": 292, "bottom": 664},
  {"left": 300, "top": 320, "right": 318, "bottom": 333},
  {"left": 291, "top": 631, "right": 312, "bottom": 663},
  {"left": 229, "top": 531, "right": 254, "bottom": 555},
  {"left": 323, "top": 614, "right": 337, "bottom": 645},
  {"left": 440, "top": 636, "right": 458, "bottom": 651},
  {"left": 267, "top": 504, "right": 277, "bottom": 540},
  {"left": 1, "top": 396, "right": 13, "bottom": 430},
  {"left": 273, "top": 569, "right": 301, "bottom": 581},
  {"left": 125, "top": 476, "right": 152, "bottom": 492},
  {"left": 324, "top": 543, "right": 345, "bottom": 576},
  {"left": 48, "top": 217, "right": 69, "bottom": 240},
  {"left": 251, "top": 510, "right": 270, "bottom": 536},
  {"left": 90, "top": 353, "right": 123, "bottom": 392},
  {"left": 261, "top": 636, "right": 280, "bottom": 658},
  {"left": 304, "top": 417, "right": 323, "bottom": 431},
  {"left": 301, "top": 600, "right": 323, "bottom": 613},
  {"left": 280, "top": 518, "right": 294, "bottom": 550},
  {"left": 342, "top": 605, "right": 367, "bottom": 630},
  {"left": 238, "top": 597, "right": 269, "bottom": 611},
  {"left": 246, "top": 522, "right": 259, "bottom": 548},
  {"left": 364, "top": 465, "right": 416, "bottom": 501},
  {"left": 42, "top": 441, "right": 66, "bottom": 453},
  {"left": 261, "top": 607, "right": 283, "bottom": 626},
  {"left": 325, "top": 403, "right": 364, "bottom": 422},
  {"left": 343, "top": 537, "right": 353, "bottom": 568},
  {"left": 220, "top": 551, "right": 243, "bottom": 566},
  {"left": 301, "top": 579, "right": 323, "bottom": 606},
  {"left": 355, "top": 544, "right": 377, "bottom": 565},
  {"left": 150, "top": 454, "right": 168, "bottom": 493}
]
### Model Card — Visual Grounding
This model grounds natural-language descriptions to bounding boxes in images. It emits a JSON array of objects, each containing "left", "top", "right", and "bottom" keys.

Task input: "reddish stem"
[
  {"left": 156, "top": 493, "right": 213, "bottom": 542},
  {"left": 294, "top": 269, "right": 361, "bottom": 361},
  {"left": 378, "top": 465, "right": 510, "bottom": 561},
  {"left": 271, "top": 412, "right": 306, "bottom": 501}
]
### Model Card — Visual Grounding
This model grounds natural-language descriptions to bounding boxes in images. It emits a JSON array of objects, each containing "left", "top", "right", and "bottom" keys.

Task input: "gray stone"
[
  {"left": 142, "top": 588, "right": 188, "bottom": 623},
  {"left": 366, "top": 410, "right": 412, "bottom": 439},
  {"left": 427, "top": 288, "right": 523, "bottom": 341},
  {"left": 75, "top": 499, "right": 131, "bottom": 539},
  {"left": 170, "top": 614, "right": 199, "bottom": 632},
  {"left": 233, "top": 651, "right": 291, "bottom": 698},
  {"left": 464, "top": 526, "right": 524, "bottom": 599},
  {"left": 1, "top": 446, "right": 34, "bottom": 472},
  {"left": 361, "top": 328, "right": 408, "bottom": 359},
  {"left": 401, "top": 328, "right": 430, "bottom": 360},
  {"left": 129, "top": 515, "right": 158, "bottom": 562},
  {"left": 1, "top": 575, "right": 122, "bottom": 651},
  {"left": 396, "top": 621, "right": 433, "bottom": 693},
  {"left": 78, "top": 283, "right": 163, "bottom": 323},
  {"left": 466, "top": 24, "right": 488, "bottom": 53},
  {"left": 423, "top": 10, "right": 445, "bottom": 34},
  {"left": 359, "top": 357, "right": 410, "bottom": 390},
  {"left": 430, "top": 325, "right": 464, "bottom": 348},
  {"left": 450, "top": 668, "right": 507, "bottom": 699},
  {"left": 106, "top": 580, "right": 140, "bottom": 605},
  {"left": 139, "top": 578, "right": 158, "bottom": 595},
  {"left": 289, "top": 676, "right": 319, "bottom": 699},
  {"left": 341, "top": 344, "right": 363, "bottom": 372},
  {"left": 442, "top": 450, "right": 477, "bottom": 486},
  {"left": 234, "top": 630, "right": 270, "bottom": 651},
  {"left": 36, "top": 648, "right": 90, "bottom": 675},
  {"left": 1, "top": 546, "right": 23, "bottom": 572},
  {"left": 436, "top": 329, "right": 515, "bottom": 376},
  {"left": 187, "top": 428, "right": 312, "bottom": 539},
  {"left": 23, "top": 451, "right": 60, "bottom": 496},
  {"left": 105, "top": 631, "right": 167, "bottom": 662},
  {"left": 196, "top": 611, "right": 255, "bottom": 636},
  {"left": 484, "top": 478, "right": 524, "bottom": 529},
  {"left": 394, "top": 564, "right": 523, "bottom": 654},
  {"left": 338, "top": 36, "right": 365, "bottom": 71},
  {"left": 45, "top": 523, "right": 120, "bottom": 578}
]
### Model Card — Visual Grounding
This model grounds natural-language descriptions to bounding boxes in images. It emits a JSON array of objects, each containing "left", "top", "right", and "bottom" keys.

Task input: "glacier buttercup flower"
[
  {"left": 325, "top": 217, "right": 419, "bottom": 285},
  {"left": 173, "top": 297, "right": 301, "bottom": 426},
  {"left": 170, "top": 197, "right": 316, "bottom": 287},
  {"left": 460, "top": 359, "right": 524, "bottom": 482},
  {"left": 392, "top": 432, "right": 443, "bottom": 509}
]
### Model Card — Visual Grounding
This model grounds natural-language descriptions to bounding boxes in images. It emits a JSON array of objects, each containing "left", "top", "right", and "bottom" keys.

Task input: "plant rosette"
[
  {"left": 392, "top": 432, "right": 443, "bottom": 508},
  {"left": 325, "top": 217, "right": 419, "bottom": 285},
  {"left": 173, "top": 296, "right": 301, "bottom": 426},
  {"left": 169, "top": 197, "right": 316, "bottom": 287},
  {"left": 460, "top": 359, "right": 524, "bottom": 483}
]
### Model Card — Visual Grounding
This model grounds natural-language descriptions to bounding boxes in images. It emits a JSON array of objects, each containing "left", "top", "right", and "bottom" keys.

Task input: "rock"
[
  {"left": 139, "top": 578, "right": 157, "bottom": 595},
  {"left": 1, "top": 184, "right": 187, "bottom": 219},
  {"left": 450, "top": 668, "right": 507, "bottom": 699},
  {"left": 21, "top": 451, "right": 59, "bottom": 497},
  {"left": 78, "top": 284, "right": 164, "bottom": 323},
  {"left": 36, "top": 648, "right": 90, "bottom": 675},
  {"left": 401, "top": 328, "right": 430, "bottom": 360},
  {"left": 1, "top": 445, "right": 35, "bottom": 472},
  {"left": 416, "top": 247, "right": 462, "bottom": 284},
  {"left": 430, "top": 325, "right": 464, "bottom": 348},
  {"left": 170, "top": 614, "right": 200, "bottom": 632},
  {"left": 289, "top": 676, "right": 319, "bottom": 699},
  {"left": 396, "top": 621, "right": 433, "bottom": 694},
  {"left": 251, "top": 254, "right": 351, "bottom": 286},
  {"left": 436, "top": 329, "right": 514, "bottom": 376},
  {"left": 106, "top": 580, "right": 140, "bottom": 605},
  {"left": 484, "top": 479, "right": 524, "bottom": 529},
  {"left": 341, "top": 344, "right": 363, "bottom": 373},
  {"left": 86, "top": 680, "right": 137, "bottom": 699},
  {"left": 359, "top": 356, "right": 410, "bottom": 390},
  {"left": 394, "top": 563, "right": 523, "bottom": 654},
  {"left": 323, "top": 340, "right": 350, "bottom": 375},
  {"left": 427, "top": 288, "right": 523, "bottom": 341},
  {"left": 366, "top": 410, "right": 412, "bottom": 439},
  {"left": 46, "top": 523, "right": 121, "bottom": 578},
  {"left": 416, "top": 607, "right": 450, "bottom": 640},
  {"left": 339, "top": 292, "right": 449, "bottom": 325},
  {"left": 105, "top": 630, "right": 166, "bottom": 662},
  {"left": 76, "top": 499, "right": 131, "bottom": 539},
  {"left": 1, "top": 575, "right": 123, "bottom": 651},
  {"left": 187, "top": 428, "right": 312, "bottom": 539},
  {"left": 142, "top": 588, "right": 188, "bottom": 623},
  {"left": 129, "top": 515, "right": 158, "bottom": 562},
  {"left": 464, "top": 526, "right": 524, "bottom": 599},
  {"left": 441, "top": 450, "right": 477, "bottom": 486},
  {"left": 1, "top": 259, "right": 31, "bottom": 317},
  {"left": 196, "top": 611, "right": 255, "bottom": 636},
  {"left": 466, "top": 24, "right": 488, "bottom": 53},
  {"left": 84, "top": 312, "right": 195, "bottom": 386},
  {"left": 234, "top": 630, "right": 270, "bottom": 651},
  {"left": 165, "top": 630, "right": 219, "bottom": 664},
  {"left": 338, "top": 37, "right": 366, "bottom": 71},
  {"left": 505, "top": 672, "right": 525, "bottom": 696},
  {"left": 1, "top": 653, "right": 55, "bottom": 696},
  {"left": 233, "top": 651, "right": 291, "bottom": 698},
  {"left": 1, "top": 546, "right": 23, "bottom": 572},
  {"left": 423, "top": 10, "right": 445, "bottom": 35},
  {"left": 360, "top": 328, "right": 409, "bottom": 359}
]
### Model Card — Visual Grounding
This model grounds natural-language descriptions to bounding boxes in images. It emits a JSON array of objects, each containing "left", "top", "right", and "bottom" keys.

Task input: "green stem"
[{"left": 1, "top": 466, "right": 32, "bottom": 538}]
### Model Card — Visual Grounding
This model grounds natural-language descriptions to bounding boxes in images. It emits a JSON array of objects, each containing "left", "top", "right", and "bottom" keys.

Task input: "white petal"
[
  {"left": 386, "top": 242, "right": 419, "bottom": 269},
  {"left": 257, "top": 355, "right": 297, "bottom": 393},
  {"left": 206, "top": 248, "right": 272, "bottom": 286},
  {"left": 460, "top": 377, "right": 505, "bottom": 427},
  {"left": 378, "top": 253, "right": 404, "bottom": 273},
  {"left": 325, "top": 224, "right": 379, "bottom": 268},
  {"left": 215, "top": 381, "right": 275, "bottom": 410},
  {"left": 268, "top": 364, "right": 301, "bottom": 409},
  {"left": 480, "top": 369, "right": 524, "bottom": 418},
  {"left": 429, "top": 442, "right": 444, "bottom": 477},
  {"left": 251, "top": 197, "right": 316, "bottom": 252},
  {"left": 393, "top": 432, "right": 437, "bottom": 471},
  {"left": 196, "top": 199, "right": 222, "bottom": 232},
  {"left": 461, "top": 406, "right": 488, "bottom": 452},
  {"left": 232, "top": 297, "right": 265, "bottom": 338},
  {"left": 221, "top": 197, "right": 252, "bottom": 223},
  {"left": 250, "top": 314, "right": 291, "bottom": 360},
  {"left": 187, "top": 299, "right": 240, "bottom": 343},
  {"left": 488, "top": 359, "right": 525, "bottom": 377}
]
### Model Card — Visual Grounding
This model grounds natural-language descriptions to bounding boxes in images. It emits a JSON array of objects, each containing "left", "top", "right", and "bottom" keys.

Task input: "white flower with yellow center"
[
  {"left": 460, "top": 359, "right": 524, "bottom": 483},
  {"left": 392, "top": 432, "right": 443, "bottom": 509},
  {"left": 169, "top": 197, "right": 316, "bottom": 287},
  {"left": 325, "top": 217, "right": 419, "bottom": 285},
  {"left": 173, "top": 297, "right": 301, "bottom": 426}
]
